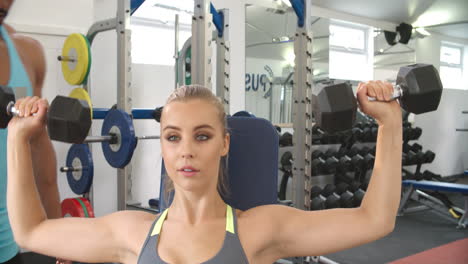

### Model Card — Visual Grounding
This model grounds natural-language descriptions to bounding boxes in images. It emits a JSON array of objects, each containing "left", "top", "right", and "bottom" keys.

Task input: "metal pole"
[
  {"left": 174, "top": 14, "right": 180, "bottom": 89},
  {"left": 291, "top": 0, "right": 313, "bottom": 211},
  {"left": 215, "top": 9, "right": 230, "bottom": 114},
  {"left": 192, "top": 0, "right": 213, "bottom": 88},
  {"left": 116, "top": 0, "right": 133, "bottom": 211}
]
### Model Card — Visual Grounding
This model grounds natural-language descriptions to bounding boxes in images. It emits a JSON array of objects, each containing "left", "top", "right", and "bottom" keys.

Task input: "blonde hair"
[{"left": 162, "top": 85, "right": 230, "bottom": 202}]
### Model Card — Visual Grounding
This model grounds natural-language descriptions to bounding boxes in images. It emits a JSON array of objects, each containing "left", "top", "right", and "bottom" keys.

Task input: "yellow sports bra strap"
[
  {"left": 151, "top": 209, "right": 169, "bottom": 237},
  {"left": 226, "top": 204, "right": 235, "bottom": 234}
]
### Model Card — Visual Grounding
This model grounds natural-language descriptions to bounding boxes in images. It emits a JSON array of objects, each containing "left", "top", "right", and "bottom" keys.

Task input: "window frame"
[
  {"left": 439, "top": 42, "right": 464, "bottom": 90},
  {"left": 329, "top": 20, "right": 369, "bottom": 56},
  {"left": 329, "top": 20, "right": 372, "bottom": 81}
]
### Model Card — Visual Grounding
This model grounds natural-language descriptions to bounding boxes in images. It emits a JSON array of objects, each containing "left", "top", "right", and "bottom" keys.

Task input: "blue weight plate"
[
  {"left": 66, "top": 144, "right": 94, "bottom": 195},
  {"left": 101, "top": 109, "right": 137, "bottom": 168}
]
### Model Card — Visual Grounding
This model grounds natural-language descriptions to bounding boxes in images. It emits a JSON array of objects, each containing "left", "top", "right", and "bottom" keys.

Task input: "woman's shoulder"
[{"left": 236, "top": 204, "right": 288, "bottom": 220}]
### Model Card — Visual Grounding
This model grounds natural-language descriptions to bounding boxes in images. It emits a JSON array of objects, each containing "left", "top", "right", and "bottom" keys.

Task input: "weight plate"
[
  {"left": 61, "top": 33, "right": 91, "bottom": 85},
  {"left": 82, "top": 33, "right": 92, "bottom": 84},
  {"left": 101, "top": 109, "right": 137, "bottom": 168},
  {"left": 69, "top": 87, "right": 93, "bottom": 119},
  {"left": 66, "top": 144, "right": 94, "bottom": 195},
  {"left": 61, "top": 198, "right": 86, "bottom": 217},
  {"left": 76, "top": 197, "right": 95, "bottom": 218}
]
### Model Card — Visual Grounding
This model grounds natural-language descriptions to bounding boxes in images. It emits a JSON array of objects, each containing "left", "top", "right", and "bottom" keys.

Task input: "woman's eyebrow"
[{"left": 163, "top": 124, "right": 215, "bottom": 131}]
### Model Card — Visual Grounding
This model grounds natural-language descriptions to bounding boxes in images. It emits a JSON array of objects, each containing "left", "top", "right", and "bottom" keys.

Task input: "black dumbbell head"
[
  {"left": 47, "top": 96, "right": 91, "bottom": 144},
  {"left": 335, "top": 182, "right": 349, "bottom": 195},
  {"left": 312, "top": 150, "right": 324, "bottom": 159},
  {"left": 410, "top": 127, "right": 422, "bottom": 140},
  {"left": 353, "top": 189, "right": 365, "bottom": 207},
  {"left": 424, "top": 150, "right": 436, "bottom": 163},
  {"left": 310, "top": 185, "right": 323, "bottom": 199},
  {"left": 0, "top": 86, "right": 15, "bottom": 128},
  {"left": 321, "top": 184, "right": 336, "bottom": 197},
  {"left": 279, "top": 132, "right": 293, "bottom": 147},
  {"left": 312, "top": 82, "right": 357, "bottom": 134},
  {"left": 325, "top": 195, "right": 341, "bottom": 209},
  {"left": 340, "top": 192, "right": 354, "bottom": 208},
  {"left": 397, "top": 64, "right": 443, "bottom": 114},
  {"left": 311, "top": 197, "right": 325, "bottom": 211}
]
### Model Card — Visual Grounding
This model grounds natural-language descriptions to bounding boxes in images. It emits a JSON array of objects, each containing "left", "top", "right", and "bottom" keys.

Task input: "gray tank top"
[{"left": 137, "top": 204, "right": 249, "bottom": 264}]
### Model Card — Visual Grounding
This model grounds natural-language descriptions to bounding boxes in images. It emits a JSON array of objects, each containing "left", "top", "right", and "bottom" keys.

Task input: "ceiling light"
[
  {"left": 282, "top": 0, "right": 292, "bottom": 7},
  {"left": 415, "top": 27, "right": 431, "bottom": 36}
]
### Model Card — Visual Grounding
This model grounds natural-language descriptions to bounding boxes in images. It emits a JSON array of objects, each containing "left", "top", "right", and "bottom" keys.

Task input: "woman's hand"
[
  {"left": 7, "top": 96, "right": 49, "bottom": 142},
  {"left": 356, "top": 81, "right": 402, "bottom": 126}
]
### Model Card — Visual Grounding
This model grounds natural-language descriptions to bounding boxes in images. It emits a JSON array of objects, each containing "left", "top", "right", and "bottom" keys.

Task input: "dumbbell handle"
[
  {"left": 6, "top": 102, "right": 23, "bottom": 117},
  {"left": 60, "top": 166, "right": 84, "bottom": 172},
  {"left": 83, "top": 134, "right": 160, "bottom": 144},
  {"left": 368, "top": 85, "right": 403, "bottom": 102}
]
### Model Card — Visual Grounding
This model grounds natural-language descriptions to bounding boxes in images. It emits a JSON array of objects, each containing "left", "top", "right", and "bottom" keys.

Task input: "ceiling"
[{"left": 312, "top": 0, "right": 468, "bottom": 40}]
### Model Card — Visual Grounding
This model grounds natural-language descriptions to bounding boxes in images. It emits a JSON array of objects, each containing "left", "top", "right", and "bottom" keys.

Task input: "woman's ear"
[{"left": 221, "top": 133, "right": 230, "bottom": 156}]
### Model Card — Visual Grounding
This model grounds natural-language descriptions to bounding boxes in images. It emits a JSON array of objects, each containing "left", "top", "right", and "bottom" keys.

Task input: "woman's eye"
[
  {"left": 167, "top": 135, "right": 179, "bottom": 141},
  {"left": 196, "top": 134, "right": 209, "bottom": 141}
]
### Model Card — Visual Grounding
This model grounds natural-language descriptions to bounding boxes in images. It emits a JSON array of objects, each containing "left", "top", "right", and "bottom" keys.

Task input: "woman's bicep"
[{"left": 23, "top": 211, "right": 147, "bottom": 263}]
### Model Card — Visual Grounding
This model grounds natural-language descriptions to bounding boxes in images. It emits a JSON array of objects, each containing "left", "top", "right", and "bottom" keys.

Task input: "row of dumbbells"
[
  {"left": 403, "top": 169, "right": 443, "bottom": 181},
  {"left": 312, "top": 123, "right": 423, "bottom": 145},
  {"left": 311, "top": 146, "right": 375, "bottom": 176},
  {"left": 402, "top": 143, "right": 436, "bottom": 166},
  {"left": 310, "top": 182, "right": 366, "bottom": 210}
]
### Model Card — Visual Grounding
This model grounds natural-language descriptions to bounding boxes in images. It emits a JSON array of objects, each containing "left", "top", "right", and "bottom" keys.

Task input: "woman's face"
[
  {"left": 0, "top": 0, "right": 13, "bottom": 25},
  {"left": 160, "top": 99, "right": 229, "bottom": 194}
]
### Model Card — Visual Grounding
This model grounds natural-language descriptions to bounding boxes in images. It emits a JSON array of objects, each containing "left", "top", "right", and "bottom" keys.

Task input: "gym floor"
[
  {"left": 20, "top": 178, "right": 468, "bottom": 264},
  {"left": 324, "top": 177, "right": 468, "bottom": 264}
]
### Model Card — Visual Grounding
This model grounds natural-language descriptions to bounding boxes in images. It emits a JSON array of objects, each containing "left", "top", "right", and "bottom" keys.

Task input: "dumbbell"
[
  {"left": 279, "top": 132, "right": 293, "bottom": 147},
  {"left": 321, "top": 183, "right": 349, "bottom": 209},
  {"left": 351, "top": 127, "right": 364, "bottom": 142},
  {"left": 310, "top": 185, "right": 326, "bottom": 210},
  {"left": 312, "top": 125, "right": 339, "bottom": 144},
  {"left": 0, "top": 85, "right": 91, "bottom": 143},
  {"left": 347, "top": 182, "right": 366, "bottom": 207},
  {"left": 423, "top": 150, "right": 436, "bottom": 163},
  {"left": 312, "top": 149, "right": 325, "bottom": 160},
  {"left": 406, "top": 150, "right": 425, "bottom": 165},
  {"left": 313, "top": 64, "right": 442, "bottom": 134},
  {"left": 403, "top": 143, "right": 423, "bottom": 154},
  {"left": 408, "top": 127, "right": 422, "bottom": 141},
  {"left": 280, "top": 151, "right": 293, "bottom": 171},
  {"left": 311, "top": 157, "right": 339, "bottom": 176},
  {"left": 422, "top": 170, "right": 442, "bottom": 181}
]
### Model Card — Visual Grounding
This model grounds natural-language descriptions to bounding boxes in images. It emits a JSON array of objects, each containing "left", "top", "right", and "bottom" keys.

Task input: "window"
[
  {"left": 131, "top": 0, "right": 193, "bottom": 65},
  {"left": 440, "top": 43, "right": 464, "bottom": 90},
  {"left": 329, "top": 21, "right": 373, "bottom": 81}
]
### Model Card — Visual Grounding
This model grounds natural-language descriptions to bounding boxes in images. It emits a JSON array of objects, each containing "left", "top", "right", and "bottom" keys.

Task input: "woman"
[{"left": 7, "top": 83, "right": 402, "bottom": 264}]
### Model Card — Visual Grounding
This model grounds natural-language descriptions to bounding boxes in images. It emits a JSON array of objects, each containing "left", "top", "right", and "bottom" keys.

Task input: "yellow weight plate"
[
  {"left": 61, "top": 33, "right": 91, "bottom": 85},
  {"left": 69, "top": 88, "right": 93, "bottom": 119}
]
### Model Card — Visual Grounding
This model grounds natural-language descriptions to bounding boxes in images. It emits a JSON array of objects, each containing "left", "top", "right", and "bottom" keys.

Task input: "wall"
[
  {"left": 7, "top": 0, "right": 93, "bottom": 35},
  {"left": 413, "top": 34, "right": 468, "bottom": 176}
]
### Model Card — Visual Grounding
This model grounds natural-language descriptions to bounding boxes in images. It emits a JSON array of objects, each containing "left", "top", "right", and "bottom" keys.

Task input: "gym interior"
[{"left": 2, "top": 0, "right": 468, "bottom": 263}]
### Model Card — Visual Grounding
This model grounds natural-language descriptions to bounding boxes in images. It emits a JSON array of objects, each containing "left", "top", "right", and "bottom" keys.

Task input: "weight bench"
[{"left": 399, "top": 180, "right": 468, "bottom": 228}]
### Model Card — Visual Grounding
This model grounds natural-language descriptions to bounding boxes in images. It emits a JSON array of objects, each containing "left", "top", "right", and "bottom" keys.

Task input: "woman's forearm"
[
  {"left": 360, "top": 121, "right": 402, "bottom": 226},
  {"left": 31, "top": 131, "right": 61, "bottom": 219},
  {"left": 7, "top": 135, "right": 47, "bottom": 245}
]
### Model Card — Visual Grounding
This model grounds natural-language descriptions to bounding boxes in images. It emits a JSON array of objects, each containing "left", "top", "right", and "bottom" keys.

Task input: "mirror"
[{"left": 245, "top": 4, "right": 330, "bottom": 124}]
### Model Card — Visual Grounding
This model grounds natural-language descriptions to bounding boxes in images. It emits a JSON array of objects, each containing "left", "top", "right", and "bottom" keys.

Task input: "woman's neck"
[{"left": 168, "top": 188, "right": 226, "bottom": 225}]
